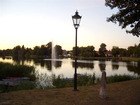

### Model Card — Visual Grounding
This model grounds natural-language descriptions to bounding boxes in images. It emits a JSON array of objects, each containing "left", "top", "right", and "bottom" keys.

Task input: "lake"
[{"left": 0, "top": 58, "right": 139, "bottom": 87}]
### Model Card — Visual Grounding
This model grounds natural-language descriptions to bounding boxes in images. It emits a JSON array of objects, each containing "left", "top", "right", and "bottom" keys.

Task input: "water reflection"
[
  {"left": 12, "top": 59, "right": 62, "bottom": 71},
  {"left": 112, "top": 61, "right": 119, "bottom": 70},
  {"left": 99, "top": 61, "right": 106, "bottom": 71},
  {"left": 0, "top": 57, "right": 140, "bottom": 77},
  {"left": 52, "top": 60, "right": 62, "bottom": 69},
  {"left": 34, "top": 59, "right": 62, "bottom": 70},
  {"left": 127, "top": 62, "right": 140, "bottom": 75},
  {"left": 12, "top": 58, "right": 32, "bottom": 65},
  {"left": 72, "top": 61, "right": 94, "bottom": 69}
]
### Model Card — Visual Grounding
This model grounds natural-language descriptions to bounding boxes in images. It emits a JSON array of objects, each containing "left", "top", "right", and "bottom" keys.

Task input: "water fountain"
[
  {"left": 51, "top": 41, "right": 56, "bottom": 68},
  {"left": 51, "top": 41, "right": 56, "bottom": 60},
  {"left": 36, "top": 41, "right": 57, "bottom": 88}
]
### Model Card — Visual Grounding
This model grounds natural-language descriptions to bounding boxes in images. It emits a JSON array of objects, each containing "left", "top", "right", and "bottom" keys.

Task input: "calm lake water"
[{"left": 0, "top": 58, "right": 139, "bottom": 87}]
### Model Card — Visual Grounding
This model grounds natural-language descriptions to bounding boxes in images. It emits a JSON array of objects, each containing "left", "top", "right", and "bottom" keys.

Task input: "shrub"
[
  {"left": 52, "top": 73, "right": 96, "bottom": 88},
  {"left": 0, "top": 62, "right": 36, "bottom": 80},
  {"left": 107, "top": 74, "right": 138, "bottom": 83}
]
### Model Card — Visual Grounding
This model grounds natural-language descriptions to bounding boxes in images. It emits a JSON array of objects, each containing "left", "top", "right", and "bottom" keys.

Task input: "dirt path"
[{"left": 0, "top": 80, "right": 140, "bottom": 105}]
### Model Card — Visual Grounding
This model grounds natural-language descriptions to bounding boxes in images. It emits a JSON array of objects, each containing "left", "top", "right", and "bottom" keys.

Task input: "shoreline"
[{"left": 1, "top": 56, "right": 140, "bottom": 62}]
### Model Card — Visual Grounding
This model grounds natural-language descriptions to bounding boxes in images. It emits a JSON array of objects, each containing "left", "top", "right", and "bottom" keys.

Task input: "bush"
[
  {"left": 107, "top": 74, "right": 139, "bottom": 83},
  {"left": 52, "top": 74, "right": 96, "bottom": 88},
  {"left": 52, "top": 74, "right": 73, "bottom": 88},
  {"left": 0, "top": 62, "right": 36, "bottom": 92},
  {"left": 77, "top": 73, "right": 95, "bottom": 86},
  {"left": 0, "top": 62, "right": 36, "bottom": 80},
  {"left": 0, "top": 81, "right": 36, "bottom": 92},
  {"left": 14, "top": 81, "right": 36, "bottom": 91}
]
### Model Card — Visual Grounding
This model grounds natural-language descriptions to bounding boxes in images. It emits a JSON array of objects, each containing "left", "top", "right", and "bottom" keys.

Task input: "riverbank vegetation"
[
  {"left": 1, "top": 67, "right": 139, "bottom": 92},
  {"left": 52, "top": 74, "right": 139, "bottom": 88},
  {"left": 0, "top": 62, "right": 36, "bottom": 80},
  {"left": 52, "top": 74, "right": 95, "bottom": 88},
  {"left": 0, "top": 62, "right": 36, "bottom": 92}
]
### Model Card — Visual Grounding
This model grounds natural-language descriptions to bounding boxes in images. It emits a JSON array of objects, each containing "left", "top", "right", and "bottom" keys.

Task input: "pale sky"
[{"left": 0, "top": 0, "right": 139, "bottom": 50}]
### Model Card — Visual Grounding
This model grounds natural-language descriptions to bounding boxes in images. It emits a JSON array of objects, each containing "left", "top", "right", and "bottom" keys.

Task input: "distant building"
[{"left": 106, "top": 50, "right": 112, "bottom": 57}]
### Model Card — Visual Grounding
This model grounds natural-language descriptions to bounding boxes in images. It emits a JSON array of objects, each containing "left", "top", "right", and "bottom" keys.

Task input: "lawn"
[{"left": 0, "top": 80, "right": 140, "bottom": 105}]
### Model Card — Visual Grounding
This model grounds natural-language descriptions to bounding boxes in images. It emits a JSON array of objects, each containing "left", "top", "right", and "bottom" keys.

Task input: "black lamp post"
[{"left": 72, "top": 11, "right": 82, "bottom": 91}]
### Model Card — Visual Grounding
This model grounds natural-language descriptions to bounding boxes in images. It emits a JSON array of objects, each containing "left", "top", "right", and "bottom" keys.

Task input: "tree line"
[
  {"left": 112, "top": 44, "right": 140, "bottom": 57},
  {"left": 73, "top": 43, "right": 140, "bottom": 58},
  {"left": 72, "top": 43, "right": 108, "bottom": 58},
  {"left": 0, "top": 42, "right": 63, "bottom": 59},
  {"left": 0, "top": 42, "right": 140, "bottom": 59}
]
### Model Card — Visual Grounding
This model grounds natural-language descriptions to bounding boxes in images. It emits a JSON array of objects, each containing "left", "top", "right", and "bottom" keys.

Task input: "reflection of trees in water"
[
  {"left": 53, "top": 61, "right": 62, "bottom": 68},
  {"left": 45, "top": 60, "right": 52, "bottom": 70},
  {"left": 33, "top": 59, "right": 62, "bottom": 71},
  {"left": 112, "top": 64, "right": 119, "bottom": 70},
  {"left": 13, "top": 59, "right": 62, "bottom": 71},
  {"left": 126, "top": 62, "right": 140, "bottom": 75},
  {"left": 99, "top": 61, "right": 106, "bottom": 71},
  {"left": 13, "top": 57, "right": 24, "bottom": 65},
  {"left": 33, "top": 59, "right": 42, "bottom": 66},
  {"left": 112, "top": 61, "right": 119, "bottom": 70},
  {"left": 13, "top": 58, "right": 32, "bottom": 65},
  {"left": 34, "top": 60, "right": 52, "bottom": 70},
  {"left": 72, "top": 62, "right": 94, "bottom": 69}
]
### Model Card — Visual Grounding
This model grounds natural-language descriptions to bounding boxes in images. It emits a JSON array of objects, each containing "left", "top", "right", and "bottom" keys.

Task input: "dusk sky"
[{"left": 0, "top": 0, "right": 139, "bottom": 50}]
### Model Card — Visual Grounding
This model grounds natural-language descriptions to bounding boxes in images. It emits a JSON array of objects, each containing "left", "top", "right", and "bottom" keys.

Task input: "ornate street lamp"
[{"left": 72, "top": 11, "right": 82, "bottom": 91}]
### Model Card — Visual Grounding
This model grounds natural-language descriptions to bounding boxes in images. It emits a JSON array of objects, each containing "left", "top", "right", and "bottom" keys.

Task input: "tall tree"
[
  {"left": 105, "top": 0, "right": 140, "bottom": 37},
  {"left": 127, "top": 46, "right": 136, "bottom": 57},
  {"left": 112, "top": 46, "right": 120, "bottom": 57},
  {"left": 12, "top": 46, "right": 21, "bottom": 59},
  {"left": 33, "top": 46, "right": 41, "bottom": 56},
  {"left": 73, "top": 46, "right": 95, "bottom": 58},
  {"left": 55, "top": 45, "right": 63, "bottom": 57},
  {"left": 99, "top": 43, "right": 107, "bottom": 57},
  {"left": 46, "top": 42, "right": 52, "bottom": 57}
]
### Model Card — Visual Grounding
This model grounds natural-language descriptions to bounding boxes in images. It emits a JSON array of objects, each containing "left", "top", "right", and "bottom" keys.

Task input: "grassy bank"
[
  {"left": 52, "top": 74, "right": 139, "bottom": 88},
  {"left": 0, "top": 80, "right": 140, "bottom": 105},
  {"left": 121, "top": 57, "right": 140, "bottom": 62},
  {"left": 0, "top": 62, "right": 36, "bottom": 79},
  {"left": 1, "top": 73, "right": 139, "bottom": 92},
  {"left": 0, "top": 62, "right": 36, "bottom": 92}
]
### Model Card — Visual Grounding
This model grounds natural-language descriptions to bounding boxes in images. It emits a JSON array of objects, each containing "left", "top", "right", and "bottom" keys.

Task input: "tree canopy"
[
  {"left": 99, "top": 43, "right": 107, "bottom": 57},
  {"left": 105, "top": 0, "right": 140, "bottom": 37}
]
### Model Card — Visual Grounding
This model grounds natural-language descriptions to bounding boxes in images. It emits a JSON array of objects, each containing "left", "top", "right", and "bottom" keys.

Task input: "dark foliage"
[
  {"left": 0, "top": 62, "right": 36, "bottom": 80},
  {"left": 111, "top": 43, "right": 140, "bottom": 57},
  {"left": 99, "top": 43, "right": 107, "bottom": 57},
  {"left": 52, "top": 74, "right": 95, "bottom": 88},
  {"left": 73, "top": 46, "right": 96, "bottom": 58},
  {"left": 0, "top": 42, "right": 63, "bottom": 59},
  {"left": 105, "top": 0, "right": 140, "bottom": 37}
]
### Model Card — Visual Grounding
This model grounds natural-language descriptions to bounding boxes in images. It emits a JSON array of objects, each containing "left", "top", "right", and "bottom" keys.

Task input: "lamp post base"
[{"left": 73, "top": 89, "right": 79, "bottom": 91}]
